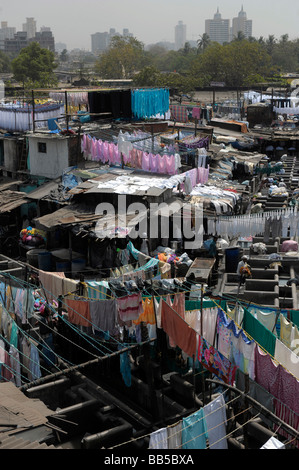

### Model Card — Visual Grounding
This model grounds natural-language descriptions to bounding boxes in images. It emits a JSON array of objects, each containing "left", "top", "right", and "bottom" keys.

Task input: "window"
[{"left": 38, "top": 142, "right": 47, "bottom": 153}]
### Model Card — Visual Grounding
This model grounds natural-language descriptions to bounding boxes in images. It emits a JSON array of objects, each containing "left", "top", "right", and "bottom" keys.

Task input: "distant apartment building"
[
  {"left": 0, "top": 22, "right": 16, "bottom": 50},
  {"left": 30, "top": 29, "right": 55, "bottom": 52},
  {"left": 205, "top": 8, "right": 230, "bottom": 45},
  {"left": 4, "top": 31, "right": 28, "bottom": 55},
  {"left": 4, "top": 28, "right": 55, "bottom": 55},
  {"left": 22, "top": 17, "right": 36, "bottom": 39},
  {"left": 91, "top": 28, "right": 133, "bottom": 54},
  {"left": 175, "top": 21, "right": 187, "bottom": 50},
  {"left": 232, "top": 6, "right": 252, "bottom": 39},
  {"left": 91, "top": 32, "right": 110, "bottom": 54}
]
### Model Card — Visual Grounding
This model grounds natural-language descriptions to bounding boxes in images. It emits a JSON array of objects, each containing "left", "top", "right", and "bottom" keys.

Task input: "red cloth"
[
  {"left": 65, "top": 299, "right": 91, "bottom": 327},
  {"left": 161, "top": 300, "right": 197, "bottom": 358}
]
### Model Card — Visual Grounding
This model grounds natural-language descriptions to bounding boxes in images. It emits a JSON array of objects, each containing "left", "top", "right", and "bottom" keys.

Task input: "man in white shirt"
[{"left": 236, "top": 255, "right": 249, "bottom": 285}]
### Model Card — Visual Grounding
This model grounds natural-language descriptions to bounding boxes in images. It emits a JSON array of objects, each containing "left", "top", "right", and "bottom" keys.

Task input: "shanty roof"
[
  {"left": 34, "top": 202, "right": 148, "bottom": 238},
  {"left": 0, "top": 382, "right": 58, "bottom": 449},
  {"left": 26, "top": 179, "right": 61, "bottom": 201},
  {"left": 0, "top": 190, "right": 29, "bottom": 213}
]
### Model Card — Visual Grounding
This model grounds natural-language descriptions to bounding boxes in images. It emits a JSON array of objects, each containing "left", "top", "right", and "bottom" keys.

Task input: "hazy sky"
[{"left": 1, "top": 0, "right": 299, "bottom": 50}]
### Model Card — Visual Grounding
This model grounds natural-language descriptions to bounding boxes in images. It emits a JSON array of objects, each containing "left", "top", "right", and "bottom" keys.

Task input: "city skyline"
[{"left": 0, "top": 0, "right": 298, "bottom": 51}]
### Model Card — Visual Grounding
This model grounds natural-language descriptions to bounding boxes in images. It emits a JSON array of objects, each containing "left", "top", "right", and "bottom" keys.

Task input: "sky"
[{"left": 1, "top": 0, "right": 299, "bottom": 51}]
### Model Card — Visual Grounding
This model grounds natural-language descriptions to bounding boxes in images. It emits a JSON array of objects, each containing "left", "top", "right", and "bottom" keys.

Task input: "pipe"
[
  {"left": 81, "top": 418, "right": 133, "bottom": 449},
  {"left": 48, "top": 398, "right": 100, "bottom": 433},
  {"left": 70, "top": 368, "right": 152, "bottom": 430},
  {"left": 246, "top": 420, "right": 279, "bottom": 444},
  {"left": 227, "top": 437, "right": 246, "bottom": 450},
  {"left": 25, "top": 377, "right": 71, "bottom": 398},
  {"left": 19, "top": 338, "right": 156, "bottom": 392}
]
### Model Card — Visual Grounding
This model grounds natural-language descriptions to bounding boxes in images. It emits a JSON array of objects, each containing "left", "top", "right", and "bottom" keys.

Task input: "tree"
[
  {"left": 197, "top": 33, "right": 211, "bottom": 53},
  {"left": 232, "top": 31, "right": 246, "bottom": 42},
  {"left": 11, "top": 42, "right": 57, "bottom": 87},
  {"left": 59, "top": 49, "right": 69, "bottom": 63},
  {"left": 0, "top": 51, "right": 11, "bottom": 73},
  {"left": 190, "top": 40, "right": 272, "bottom": 87},
  {"left": 94, "top": 36, "right": 147, "bottom": 79},
  {"left": 133, "top": 66, "right": 162, "bottom": 87},
  {"left": 190, "top": 42, "right": 226, "bottom": 85}
]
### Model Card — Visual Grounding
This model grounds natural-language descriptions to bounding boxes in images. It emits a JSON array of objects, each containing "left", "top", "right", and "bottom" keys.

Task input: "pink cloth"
[
  {"left": 192, "top": 107, "right": 201, "bottom": 119},
  {"left": 97, "top": 140, "right": 104, "bottom": 162},
  {"left": 165, "top": 155, "right": 176, "bottom": 175},
  {"left": 102, "top": 142, "right": 109, "bottom": 163},
  {"left": 158, "top": 154, "right": 166, "bottom": 174},
  {"left": 198, "top": 166, "right": 209, "bottom": 184},
  {"left": 91, "top": 138, "right": 97, "bottom": 161},
  {"left": 108, "top": 142, "right": 115, "bottom": 164},
  {"left": 137, "top": 150, "right": 143, "bottom": 169},
  {"left": 281, "top": 240, "right": 298, "bottom": 252},
  {"left": 172, "top": 292, "right": 185, "bottom": 320},
  {"left": 142, "top": 152, "right": 150, "bottom": 171},
  {"left": 150, "top": 154, "right": 158, "bottom": 173},
  {"left": 130, "top": 148, "right": 138, "bottom": 167}
]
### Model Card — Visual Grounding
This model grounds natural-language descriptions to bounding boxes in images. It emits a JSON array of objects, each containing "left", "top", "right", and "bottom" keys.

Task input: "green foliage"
[
  {"left": 94, "top": 33, "right": 299, "bottom": 90},
  {"left": 190, "top": 40, "right": 272, "bottom": 87},
  {"left": 0, "top": 51, "right": 11, "bottom": 73},
  {"left": 59, "top": 49, "right": 69, "bottom": 62},
  {"left": 94, "top": 36, "right": 147, "bottom": 79},
  {"left": 11, "top": 42, "right": 57, "bottom": 88}
]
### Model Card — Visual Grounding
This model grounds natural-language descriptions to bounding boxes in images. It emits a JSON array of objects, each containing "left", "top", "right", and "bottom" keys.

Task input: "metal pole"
[{"left": 32, "top": 90, "right": 35, "bottom": 132}]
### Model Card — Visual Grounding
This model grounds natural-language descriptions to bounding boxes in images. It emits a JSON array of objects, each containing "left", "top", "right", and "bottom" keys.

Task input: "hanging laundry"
[
  {"left": 29, "top": 343, "right": 42, "bottom": 381},
  {"left": 119, "top": 346, "right": 131, "bottom": 387},
  {"left": 243, "top": 308, "right": 276, "bottom": 357},
  {"left": 182, "top": 408, "right": 208, "bottom": 449},
  {"left": 203, "top": 394, "right": 228, "bottom": 449},
  {"left": 117, "top": 293, "right": 144, "bottom": 322},
  {"left": 133, "top": 297, "right": 156, "bottom": 326},
  {"left": 161, "top": 300, "right": 197, "bottom": 358},
  {"left": 167, "top": 422, "right": 182, "bottom": 450},
  {"left": 274, "top": 339, "right": 299, "bottom": 379},
  {"left": 261, "top": 436, "right": 285, "bottom": 449},
  {"left": 149, "top": 428, "right": 168, "bottom": 449},
  {"left": 65, "top": 298, "right": 91, "bottom": 327},
  {"left": 89, "top": 299, "right": 118, "bottom": 334},
  {"left": 197, "top": 335, "right": 237, "bottom": 385},
  {"left": 131, "top": 89, "right": 169, "bottom": 119}
]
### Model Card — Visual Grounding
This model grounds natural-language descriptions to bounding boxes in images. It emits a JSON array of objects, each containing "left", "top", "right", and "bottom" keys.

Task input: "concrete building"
[
  {"left": 4, "top": 31, "right": 28, "bottom": 56},
  {"left": 0, "top": 22, "right": 16, "bottom": 50},
  {"left": 91, "top": 32, "right": 110, "bottom": 54},
  {"left": 30, "top": 29, "right": 55, "bottom": 52},
  {"left": 22, "top": 17, "right": 36, "bottom": 39},
  {"left": 232, "top": 6, "right": 253, "bottom": 40},
  {"left": 205, "top": 8, "right": 230, "bottom": 45},
  {"left": 175, "top": 21, "right": 187, "bottom": 50},
  {"left": 91, "top": 28, "right": 133, "bottom": 54},
  {"left": 28, "top": 133, "right": 80, "bottom": 179}
]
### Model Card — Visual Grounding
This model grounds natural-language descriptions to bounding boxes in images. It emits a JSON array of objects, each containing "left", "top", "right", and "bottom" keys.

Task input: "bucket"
[
  {"left": 225, "top": 247, "right": 240, "bottom": 273},
  {"left": 38, "top": 252, "right": 52, "bottom": 271},
  {"left": 56, "top": 260, "right": 71, "bottom": 273},
  {"left": 27, "top": 248, "right": 47, "bottom": 267},
  {"left": 71, "top": 258, "right": 86, "bottom": 273}
]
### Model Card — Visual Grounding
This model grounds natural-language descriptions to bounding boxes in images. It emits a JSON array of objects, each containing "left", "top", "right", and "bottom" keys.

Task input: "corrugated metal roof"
[
  {"left": 0, "top": 382, "right": 60, "bottom": 449},
  {"left": 0, "top": 190, "right": 28, "bottom": 213}
]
